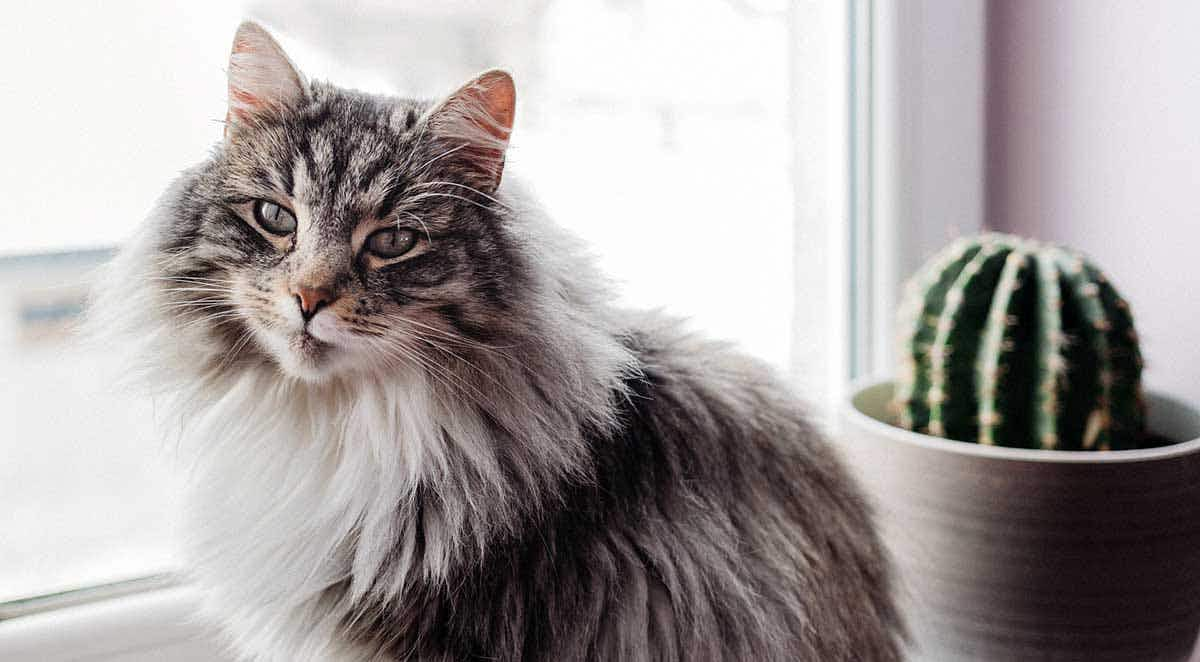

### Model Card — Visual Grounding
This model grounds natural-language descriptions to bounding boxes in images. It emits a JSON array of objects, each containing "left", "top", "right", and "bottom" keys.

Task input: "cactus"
[{"left": 891, "top": 233, "right": 1147, "bottom": 450}]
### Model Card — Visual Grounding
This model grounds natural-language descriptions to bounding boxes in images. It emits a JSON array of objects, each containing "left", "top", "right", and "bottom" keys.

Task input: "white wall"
[{"left": 987, "top": 0, "right": 1200, "bottom": 406}]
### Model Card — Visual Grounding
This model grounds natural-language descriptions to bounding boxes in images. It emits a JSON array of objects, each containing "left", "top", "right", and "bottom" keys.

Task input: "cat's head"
[{"left": 147, "top": 22, "right": 524, "bottom": 383}]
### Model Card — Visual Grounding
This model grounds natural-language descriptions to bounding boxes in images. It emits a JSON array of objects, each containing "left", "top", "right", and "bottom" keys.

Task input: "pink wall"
[{"left": 987, "top": 0, "right": 1200, "bottom": 405}]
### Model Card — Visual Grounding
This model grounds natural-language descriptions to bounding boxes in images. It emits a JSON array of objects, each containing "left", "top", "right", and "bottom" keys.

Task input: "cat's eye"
[
  {"left": 252, "top": 199, "right": 297, "bottom": 236},
  {"left": 365, "top": 228, "right": 418, "bottom": 259}
]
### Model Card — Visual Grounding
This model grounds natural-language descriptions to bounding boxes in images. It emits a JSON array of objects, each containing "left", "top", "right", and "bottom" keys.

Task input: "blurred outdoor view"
[{"left": 0, "top": 0, "right": 797, "bottom": 602}]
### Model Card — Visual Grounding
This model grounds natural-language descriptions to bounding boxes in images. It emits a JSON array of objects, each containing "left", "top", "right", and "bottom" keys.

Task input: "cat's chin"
[{"left": 263, "top": 330, "right": 343, "bottom": 383}]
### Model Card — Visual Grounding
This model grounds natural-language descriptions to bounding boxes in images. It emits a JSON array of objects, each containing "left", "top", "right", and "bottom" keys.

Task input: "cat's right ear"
[
  {"left": 422, "top": 70, "right": 516, "bottom": 194},
  {"left": 225, "top": 21, "right": 308, "bottom": 140}
]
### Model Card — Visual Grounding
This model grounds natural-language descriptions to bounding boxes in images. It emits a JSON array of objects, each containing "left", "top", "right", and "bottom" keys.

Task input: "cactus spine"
[{"left": 892, "top": 234, "right": 1146, "bottom": 450}]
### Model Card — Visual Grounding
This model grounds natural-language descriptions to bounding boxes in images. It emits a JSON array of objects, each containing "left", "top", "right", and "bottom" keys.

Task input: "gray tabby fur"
[{"left": 88, "top": 21, "right": 902, "bottom": 662}]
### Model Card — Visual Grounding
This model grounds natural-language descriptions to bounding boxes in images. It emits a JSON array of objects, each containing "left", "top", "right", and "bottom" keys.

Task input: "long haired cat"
[{"left": 90, "top": 21, "right": 902, "bottom": 662}]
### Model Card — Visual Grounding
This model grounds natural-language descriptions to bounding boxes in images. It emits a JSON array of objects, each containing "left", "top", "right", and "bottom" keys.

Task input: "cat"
[{"left": 89, "top": 21, "right": 903, "bottom": 662}]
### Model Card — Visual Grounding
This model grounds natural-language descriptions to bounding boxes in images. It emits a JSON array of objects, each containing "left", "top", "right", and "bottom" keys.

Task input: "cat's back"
[
  {"left": 621, "top": 309, "right": 848, "bottom": 487},
  {"left": 573, "top": 310, "right": 906, "bottom": 661}
]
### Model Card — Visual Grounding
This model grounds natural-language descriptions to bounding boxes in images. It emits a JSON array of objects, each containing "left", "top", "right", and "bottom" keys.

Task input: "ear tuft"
[
  {"left": 226, "top": 21, "right": 307, "bottom": 137},
  {"left": 424, "top": 70, "right": 516, "bottom": 193}
]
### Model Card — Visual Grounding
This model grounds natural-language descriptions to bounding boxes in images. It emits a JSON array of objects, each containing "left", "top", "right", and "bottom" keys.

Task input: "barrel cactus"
[{"left": 891, "top": 233, "right": 1147, "bottom": 450}]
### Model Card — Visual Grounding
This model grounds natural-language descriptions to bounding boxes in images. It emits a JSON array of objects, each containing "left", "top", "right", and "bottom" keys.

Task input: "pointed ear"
[
  {"left": 225, "top": 21, "right": 307, "bottom": 138},
  {"left": 424, "top": 70, "right": 516, "bottom": 193}
]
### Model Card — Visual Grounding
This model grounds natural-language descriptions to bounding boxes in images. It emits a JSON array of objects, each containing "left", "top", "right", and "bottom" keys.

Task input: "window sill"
[{"left": 0, "top": 581, "right": 230, "bottom": 661}]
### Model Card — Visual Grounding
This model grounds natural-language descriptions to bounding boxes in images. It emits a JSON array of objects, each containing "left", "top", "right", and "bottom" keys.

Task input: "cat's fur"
[{"left": 89, "top": 22, "right": 902, "bottom": 662}]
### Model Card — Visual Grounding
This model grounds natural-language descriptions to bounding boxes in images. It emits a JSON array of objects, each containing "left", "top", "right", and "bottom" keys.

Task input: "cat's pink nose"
[{"left": 292, "top": 286, "right": 335, "bottom": 322}]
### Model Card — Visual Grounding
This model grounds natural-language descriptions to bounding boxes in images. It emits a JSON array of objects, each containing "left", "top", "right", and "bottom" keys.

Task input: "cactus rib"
[
  {"left": 927, "top": 243, "right": 1007, "bottom": 441},
  {"left": 976, "top": 246, "right": 1032, "bottom": 446},
  {"left": 893, "top": 241, "right": 982, "bottom": 432}
]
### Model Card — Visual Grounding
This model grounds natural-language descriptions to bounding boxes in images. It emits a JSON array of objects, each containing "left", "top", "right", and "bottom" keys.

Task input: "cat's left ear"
[
  {"left": 225, "top": 21, "right": 308, "bottom": 139},
  {"left": 423, "top": 70, "right": 516, "bottom": 193}
]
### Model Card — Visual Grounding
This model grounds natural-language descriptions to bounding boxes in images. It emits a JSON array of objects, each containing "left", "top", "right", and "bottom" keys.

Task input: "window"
[
  {"left": 2, "top": 0, "right": 846, "bottom": 608},
  {"left": 0, "top": 250, "right": 179, "bottom": 605}
]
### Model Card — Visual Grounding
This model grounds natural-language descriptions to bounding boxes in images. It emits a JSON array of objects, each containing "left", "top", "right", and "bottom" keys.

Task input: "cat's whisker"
[
  {"left": 379, "top": 313, "right": 520, "bottom": 356},
  {"left": 387, "top": 327, "right": 550, "bottom": 428},
  {"left": 409, "top": 180, "right": 511, "bottom": 210},
  {"left": 149, "top": 281, "right": 228, "bottom": 290},
  {"left": 159, "top": 302, "right": 231, "bottom": 316},
  {"left": 375, "top": 311, "right": 505, "bottom": 346},
  {"left": 157, "top": 297, "right": 231, "bottom": 307},
  {"left": 371, "top": 331, "right": 508, "bottom": 417},
  {"left": 366, "top": 338, "right": 468, "bottom": 409},
  {"left": 149, "top": 274, "right": 232, "bottom": 283},
  {"left": 148, "top": 276, "right": 235, "bottom": 289},
  {"left": 376, "top": 325, "right": 528, "bottom": 391},
  {"left": 152, "top": 295, "right": 231, "bottom": 308},
  {"left": 166, "top": 313, "right": 241, "bottom": 331},
  {"left": 212, "top": 325, "right": 257, "bottom": 375},
  {"left": 169, "top": 310, "right": 245, "bottom": 332},
  {"left": 157, "top": 281, "right": 230, "bottom": 290},
  {"left": 157, "top": 290, "right": 232, "bottom": 301},
  {"left": 409, "top": 330, "right": 510, "bottom": 361},
  {"left": 403, "top": 191, "right": 501, "bottom": 214},
  {"left": 400, "top": 330, "right": 513, "bottom": 389},
  {"left": 411, "top": 143, "right": 467, "bottom": 174}
]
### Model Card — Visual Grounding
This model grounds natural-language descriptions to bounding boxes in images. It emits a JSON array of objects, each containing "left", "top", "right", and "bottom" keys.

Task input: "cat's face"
[{"left": 158, "top": 23, "right": 519, "bottom": 382}]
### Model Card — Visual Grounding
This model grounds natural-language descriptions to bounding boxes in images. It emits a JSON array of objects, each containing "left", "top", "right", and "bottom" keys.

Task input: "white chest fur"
[{"left": 178, "top": 369, "right": 454, "bottom": 660}]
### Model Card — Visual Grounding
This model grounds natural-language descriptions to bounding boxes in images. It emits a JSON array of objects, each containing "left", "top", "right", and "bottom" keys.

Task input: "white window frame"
[
  {"left": 786, "top": 0, "right": 852, "bottom": 414},
  {"left": 848, "top": 0, "right": 987, "bottom": 382}
]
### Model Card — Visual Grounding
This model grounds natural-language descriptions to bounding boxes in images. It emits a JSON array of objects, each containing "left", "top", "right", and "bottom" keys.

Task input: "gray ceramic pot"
[{"left": 837, "top": 379, "right": 1200, "bottom": 662}]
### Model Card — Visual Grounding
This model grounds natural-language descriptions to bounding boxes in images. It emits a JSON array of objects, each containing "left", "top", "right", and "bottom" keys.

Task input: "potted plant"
[{"left": 837, "top": 234, "right": 1200, "bottom": 662}]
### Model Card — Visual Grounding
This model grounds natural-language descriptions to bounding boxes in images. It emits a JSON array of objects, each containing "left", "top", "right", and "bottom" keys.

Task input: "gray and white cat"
[{"left": 90, "top": 21, "right": 902, "bottom": 662}]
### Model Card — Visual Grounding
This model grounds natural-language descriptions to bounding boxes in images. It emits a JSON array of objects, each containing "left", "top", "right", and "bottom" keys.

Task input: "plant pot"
[{"left": 837, "top": 379, "right": 1200, "bottom": 662}]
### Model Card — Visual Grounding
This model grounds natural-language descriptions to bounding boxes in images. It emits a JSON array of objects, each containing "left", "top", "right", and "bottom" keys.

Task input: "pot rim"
[{"left": 843, "top": 377, "right": 1200, "bottom": 464}]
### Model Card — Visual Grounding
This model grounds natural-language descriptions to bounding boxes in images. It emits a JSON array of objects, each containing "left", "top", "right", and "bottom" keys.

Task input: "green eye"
[
  {"left": 366, "top": 228, "right": 418, "bottom": 259},
  {"left": 252, "top": 199, "right": 297, "bottom": 235}
]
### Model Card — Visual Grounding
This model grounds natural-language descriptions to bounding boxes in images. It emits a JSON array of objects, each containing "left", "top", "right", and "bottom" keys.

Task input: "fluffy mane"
[{"left": 89, "top": 173, "right": 641, "bottom": 658}]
